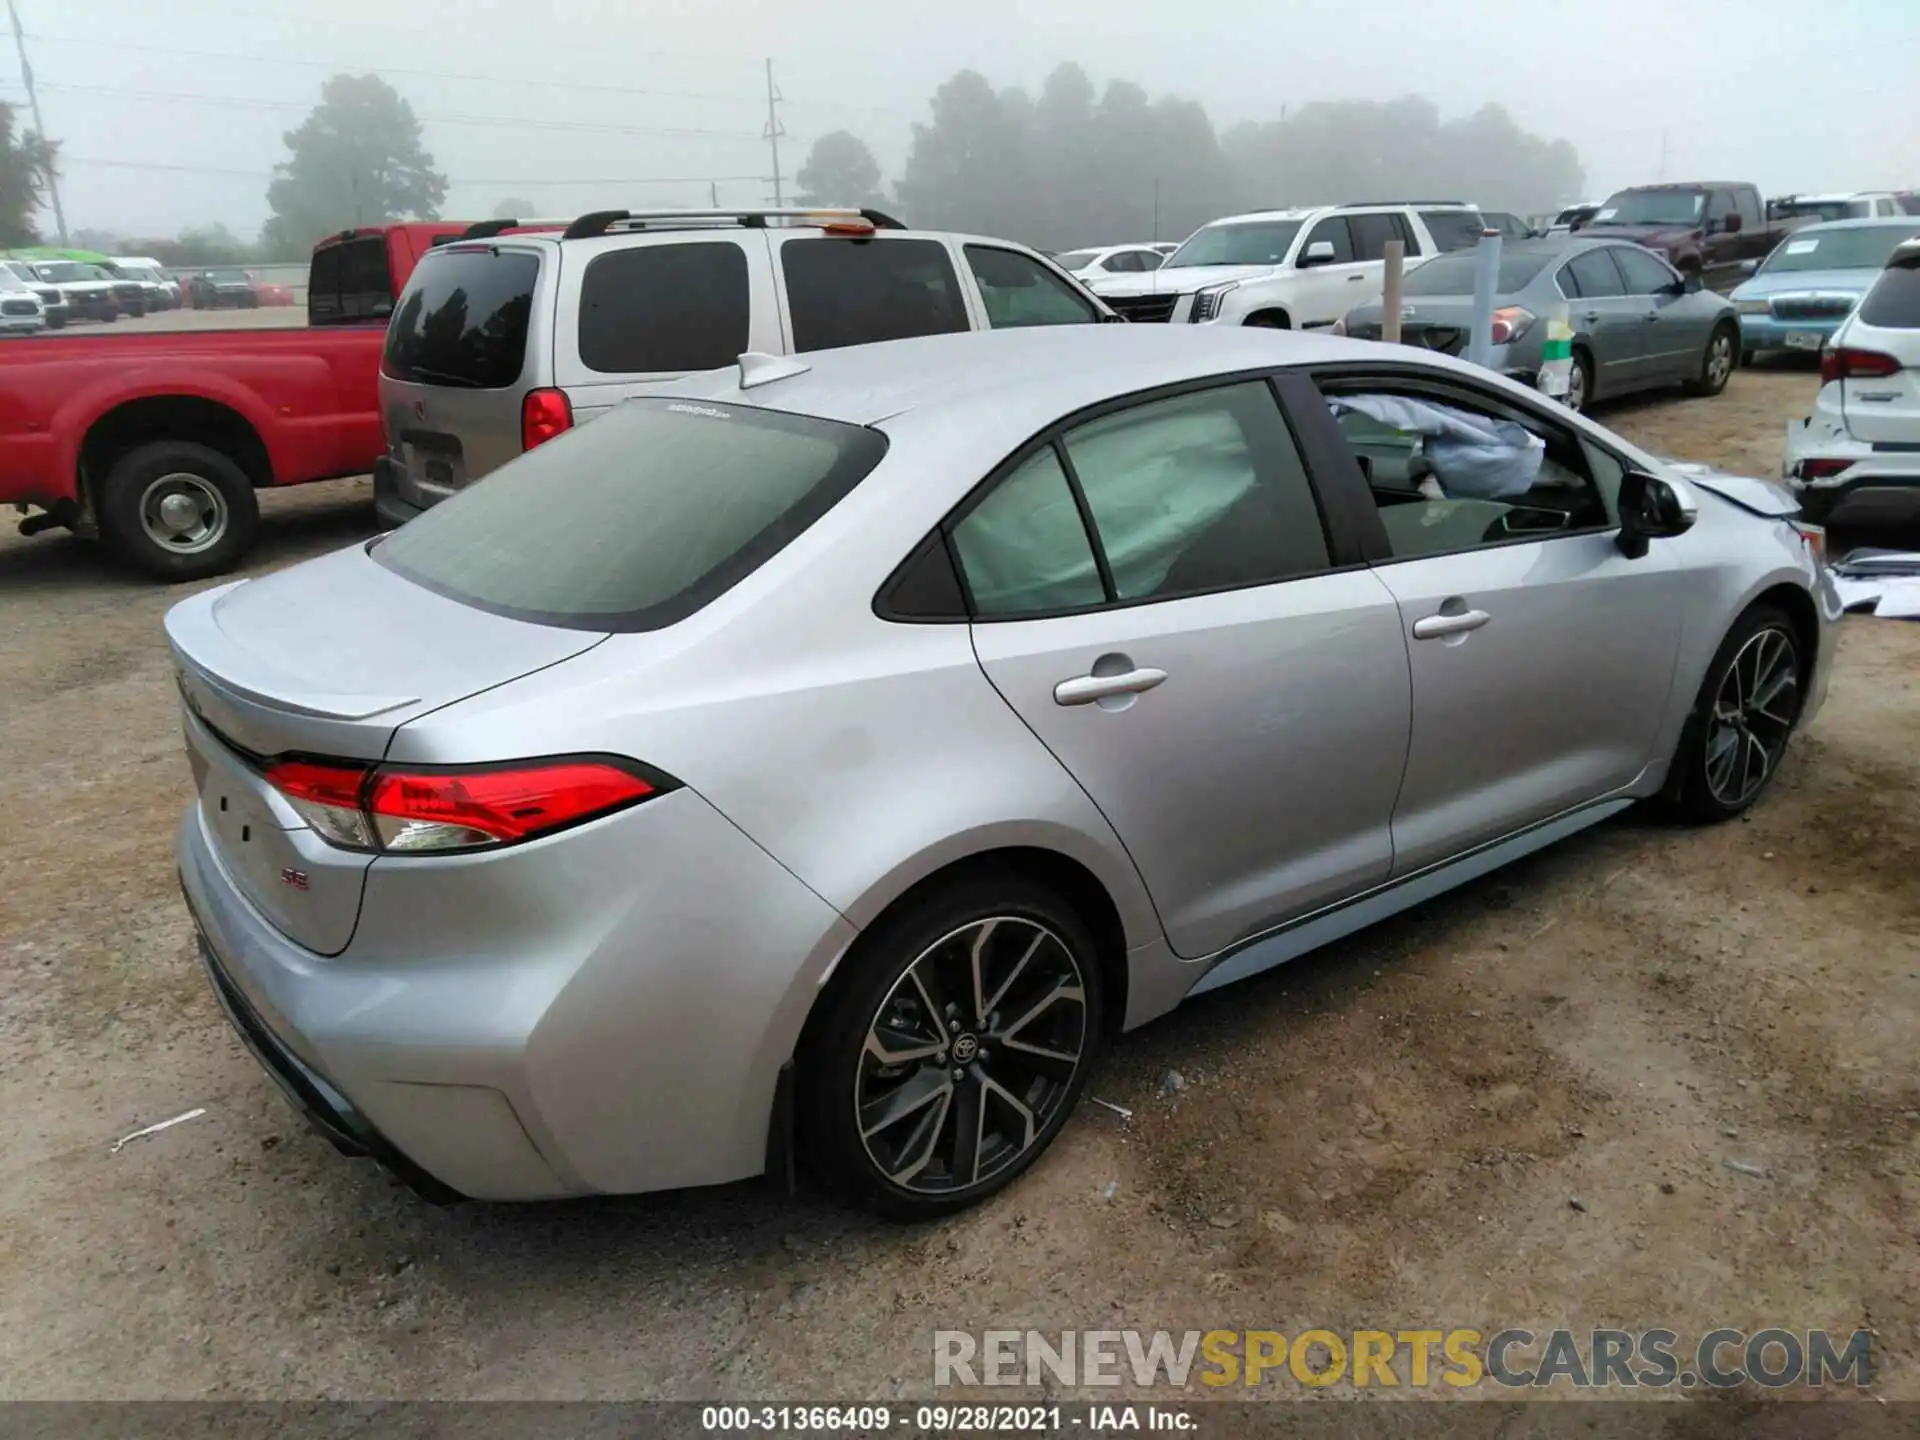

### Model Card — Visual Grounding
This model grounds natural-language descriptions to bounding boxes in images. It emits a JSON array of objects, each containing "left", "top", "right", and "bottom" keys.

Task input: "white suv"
[
  {"left": 1094, "top": 202, "right": 1485, "bottom": 331},
  {"left": 376, "top": 207, "right": 1115, "bottom": 524}
]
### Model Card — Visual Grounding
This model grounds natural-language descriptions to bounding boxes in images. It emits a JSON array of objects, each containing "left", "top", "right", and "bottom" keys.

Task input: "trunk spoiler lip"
[{"left": 164, "top": 589, "right": 424, "bottom": 722}]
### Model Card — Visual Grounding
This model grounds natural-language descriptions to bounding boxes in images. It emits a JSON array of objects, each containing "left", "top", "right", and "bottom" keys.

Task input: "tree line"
[{"left": 2, "top": 64, "right": 1585, "bottom": 260}]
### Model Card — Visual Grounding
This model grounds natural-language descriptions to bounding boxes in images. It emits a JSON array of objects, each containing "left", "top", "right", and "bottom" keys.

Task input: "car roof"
[{"left": 654, "top": 324, "right": 1410, "bottom": 435}]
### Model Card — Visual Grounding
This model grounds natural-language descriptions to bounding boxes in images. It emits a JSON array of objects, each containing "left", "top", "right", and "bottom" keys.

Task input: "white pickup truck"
[{"left": 1095, "top": 201, "right": 1486, "bottom": 331}]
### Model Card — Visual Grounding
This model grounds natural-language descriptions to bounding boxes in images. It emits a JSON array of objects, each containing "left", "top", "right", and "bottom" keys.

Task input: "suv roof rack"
[
  {"left": 1342, "top": 199, "right": 1473, "bottom": 208},
  {"left": 559, "top": 207, "right": 907, "bottom": 240}
]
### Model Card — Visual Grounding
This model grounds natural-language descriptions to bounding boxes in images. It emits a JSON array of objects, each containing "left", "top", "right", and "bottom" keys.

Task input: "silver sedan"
[
  {"left": 1339, "top": 237, "right": 1743, "bottom": 413},
  {"left": 170, "top": 325, "right": 1837, "bottom": 1216}
]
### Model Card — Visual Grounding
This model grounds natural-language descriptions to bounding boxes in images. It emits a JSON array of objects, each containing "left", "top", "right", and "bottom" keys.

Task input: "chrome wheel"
[
  {"left": 856, "top": 916, "right": 1088, "bottom": 1195},
  {"left": 1704, "top": 627, "right": 1798, "bottom": 807},
  {"left": 1704, "top": 332, "right": 1735, "bottom": 390},
  {"left": 1565, "top": 355, "right": 1588, "bottom": 412},
  {"left": 139, "top": 472, "right": 228, "bottom": 555}
]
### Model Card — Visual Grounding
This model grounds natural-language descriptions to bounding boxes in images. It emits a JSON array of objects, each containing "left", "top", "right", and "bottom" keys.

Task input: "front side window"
[
  {"left": 375, "top": 399, "right": 888, "bottom": 631},
  {"left": 964, "top": 245, "right": 1099, "bottom": 328},
  {"left": 1611, "top": 245, "right": 1680, "bottom": 295},
  {"left": 1299, "top": 218, "right": 1355, "bottom": 266},
  {"left": 950, "top": 447, "right": 1104, "bottom": 617},
  {"left": 1735, "top": 188, "right": 1763, "bottom": 229},
  {"left": 1061, "top": 383, "right": 1330, "bottom": 601},
  {"left": 1323, "top": 384, "right": 1609, "bottom": 562},
  {"left": 580, "top": 242, "right": 749, "bottom": 374},
  {"left": 384, "top": 247, "right": 538, "bottom": 389},
  {"left": 784, "top": 236, "right": 967, "bottom": 351}
]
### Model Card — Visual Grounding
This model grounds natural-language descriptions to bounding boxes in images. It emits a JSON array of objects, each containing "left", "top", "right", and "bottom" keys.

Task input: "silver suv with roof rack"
[
  {"left": 1093, "top": 200, "right": 1486, "bottom": 331},
  {"left": 375, "top": 207, "right": 1117, "bottom": 525}
]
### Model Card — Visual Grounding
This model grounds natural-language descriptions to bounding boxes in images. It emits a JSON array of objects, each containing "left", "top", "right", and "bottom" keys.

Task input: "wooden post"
[{"left": 1380, "top": 239, "right": 1405, "bottom": 344}]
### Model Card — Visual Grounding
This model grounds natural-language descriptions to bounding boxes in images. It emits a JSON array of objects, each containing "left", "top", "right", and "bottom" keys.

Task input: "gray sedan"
[
  {"left": 1338, "top": 237, "right": 1743, "bottom": 413},
  {"left": 170, "top": 326, "right": 1833, "bottom": 1217}
]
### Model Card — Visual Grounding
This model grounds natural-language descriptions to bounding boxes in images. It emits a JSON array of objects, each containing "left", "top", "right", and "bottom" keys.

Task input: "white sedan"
[{"left": 1052, "top": 243, "right": 1168, "bottom": 290}]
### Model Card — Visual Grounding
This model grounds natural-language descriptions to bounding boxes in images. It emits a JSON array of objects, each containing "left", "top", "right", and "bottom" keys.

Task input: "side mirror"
[
  {"left": 1297, "top": 239, "right": 1337, "bottom": 268},
  {"left": 1723, "top": 212, "right": 1743, "bottom": 234},
  {"left": 1738, "top": 258, "right": 1760, "bottom": 276},
  {"left": 1616, "top": 469, "right": 1697, "bottom": 559},
  {"left": 1682, "top": 271, "right": 1704, "bottom": 294}
]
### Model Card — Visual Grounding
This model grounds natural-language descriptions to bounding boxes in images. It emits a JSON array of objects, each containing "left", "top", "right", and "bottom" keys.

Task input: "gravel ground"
[{"left": 1, "top": 365, "right": 1916, "bottom": 1403}]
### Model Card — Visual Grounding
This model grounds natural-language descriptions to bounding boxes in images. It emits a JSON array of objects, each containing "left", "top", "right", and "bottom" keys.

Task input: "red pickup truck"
[{"left": 0, "top": 221, "right": 467, "bottom": 580}]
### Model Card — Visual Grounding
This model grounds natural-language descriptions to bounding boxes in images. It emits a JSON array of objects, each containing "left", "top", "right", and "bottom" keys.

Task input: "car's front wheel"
[
  {"left": 1661, "top": 604, "right": 1803, "bottom": 822},
  {"left": 800, "top": 875, "right": 1105, "bottom": 1218}
]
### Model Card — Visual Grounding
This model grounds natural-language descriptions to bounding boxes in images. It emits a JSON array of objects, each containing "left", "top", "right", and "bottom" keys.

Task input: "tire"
[
  {"left": 95, "top": 440, "right": 260, "bottom": 582},
  {"left": 1564, "top": 347, "right": 1594, "bottom": 413},
  {"left": 1740, "top": 347, "right": 1757, "bottom": 368},
  {"left": 798, "top": 873, "right": 1106, "bottom": 1218},
  {"left": 1689, "top": 322, "right": 1738, "bottom": 397},
  {"left": 102, "top": 310, "right": 119, "bottom": 323},
  {"left": 46, "top": 314, "right": 64, "bottom": 330},
  {"left": 243, "top": 294, "right": 259, "bottom": 310},
  {"left": 1657, "top": 604, "right": 1804, "bottom": 824}
]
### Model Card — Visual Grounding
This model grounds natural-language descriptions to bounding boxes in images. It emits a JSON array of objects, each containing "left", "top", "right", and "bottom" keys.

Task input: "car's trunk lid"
[{"left": 166, "top": 542, "right": 604, "bottom": 953}]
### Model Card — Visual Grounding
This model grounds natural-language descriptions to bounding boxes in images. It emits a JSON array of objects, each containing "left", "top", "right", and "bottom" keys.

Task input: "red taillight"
[
  {"left": 1820, "top": 346, "right": 1901, "bottom": 383},
  {"left": 367, "top": 761, "right": 654, "bottom": 851},
  {"left": 1489, "top": 306, "right": 1536, "bottom": 346},
  {"left": 521, "top": 387, "right": 573, "bottom": 451},
  {"left": 266, "top": 756, "right": 663, "bottom": 854},
  {"left": 1800, "top": 458, "right": 1855, "bottom": 480}
]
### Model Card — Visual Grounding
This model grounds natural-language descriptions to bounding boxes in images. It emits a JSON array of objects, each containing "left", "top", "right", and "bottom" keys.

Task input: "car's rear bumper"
[
  {"left": 1783, "top": 414, "right": 1920, "bottom": 523},
  {"left": 371, "top": 456, "right": 425, "bottom": 529},
  {"left": 176, "top": 781, "right": 857, "bottom": 1202}
]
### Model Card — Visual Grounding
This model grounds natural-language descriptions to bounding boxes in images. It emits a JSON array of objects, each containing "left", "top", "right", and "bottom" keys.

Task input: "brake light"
[
  {"left": 521, "top": 387, "right": 573, "bottom": 451},
  {"left": 1490, "top": 306, "right": 1536, "bottom": 346},
  {"left": 1799, "top": 458, "right": 1854, "bottom": 481},
  {"left": 266, "top": 757, "right": 665, "bottom": 854},
  {"left": 1820, "top": 346, "right": 1900, "bottom": 383}
]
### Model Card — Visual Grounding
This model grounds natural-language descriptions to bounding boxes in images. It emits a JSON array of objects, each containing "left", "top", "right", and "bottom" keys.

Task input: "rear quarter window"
[
  {"left": 1419, "top": 210, "right": 1487, "bottom": 253},
  {"left": 1857, "top": 265, "right": 1920, "bottom": 329},
  {"left": 384, "top": 248, "right": 538, "bottom": 389},
  {"left": 373, "top": 398, "right": 889, "bottom": 632},
  {"left": 578, "top": 242, "right": 750, "bottom": 373},
  {"left": 309, "top": 237, "right": 394, "bottom": 324},
  {"left": 781, "top": 237, "right": 968, "bottom": 351}
]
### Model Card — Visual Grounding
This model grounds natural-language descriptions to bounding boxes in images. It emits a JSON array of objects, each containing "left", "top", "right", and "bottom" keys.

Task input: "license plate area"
[{"left": 1784, "top": 330, "right": 1824, "bottom": 351}]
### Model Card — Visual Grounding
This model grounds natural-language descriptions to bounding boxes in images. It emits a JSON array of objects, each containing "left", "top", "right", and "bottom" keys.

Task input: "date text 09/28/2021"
[{"left": 701, "top": 1406, "right": 1191, "bottom": 1432}]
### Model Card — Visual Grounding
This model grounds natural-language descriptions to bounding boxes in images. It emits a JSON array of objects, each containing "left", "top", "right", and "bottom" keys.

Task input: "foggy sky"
[{"left": 11, "top": 0, "right": 1917, "bottom": 240}]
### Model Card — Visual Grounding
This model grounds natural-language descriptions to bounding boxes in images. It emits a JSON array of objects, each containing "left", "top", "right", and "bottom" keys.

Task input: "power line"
[
  {"left": 59, "top": 155, "right": 771, "bottom": 187},
  {"left": 23, "top": 31, "right": 764, "bottom": 106},
  {"left": 25, "top": 80, "right": 768, "bottom": 140}
]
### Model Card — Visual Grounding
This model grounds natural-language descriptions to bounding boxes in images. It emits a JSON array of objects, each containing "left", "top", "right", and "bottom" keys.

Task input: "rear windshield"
[
  {"left": 373, "top": 398, "right": 889, "bottom": 631},
  {"left": 1760, "top": 224, "right": 1920, "bottom": 274},
  {"left": 1054, "top": 250, "right": 1099, "bottom": 270},
  {"left": 1400, "top": 250, "right": 1554, "bottom": 295},
  {"left": 309, "top": 237, "right": 395, "bottom": 324},
  {"left": 384, "top": 248, "right": 537, "bottom": 389},
  {"left": 1418, "top": 210, "right": 1487, "bottom": 253},
  {"left": 781, "top": 237, "right": 968, "bottom": 352},
  {"left": 578, "top": 241, "right": 749, "bottom": 374},
  {"left": 1857, "top": 263, "right": 1920, "bottom": 329}
]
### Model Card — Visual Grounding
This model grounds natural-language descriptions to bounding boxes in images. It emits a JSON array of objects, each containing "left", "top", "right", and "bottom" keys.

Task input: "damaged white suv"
[{"left": 1096, "top": 201, "right": 1485, "bottom": 331}]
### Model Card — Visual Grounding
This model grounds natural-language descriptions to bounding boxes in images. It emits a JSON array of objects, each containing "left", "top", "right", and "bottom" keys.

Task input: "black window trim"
[
  {"left": 1301, "top": 361, "right": 1628, "bottom": 567},
  {"left": 873, "top": 365, "right": 1366, "bottom": 625}
]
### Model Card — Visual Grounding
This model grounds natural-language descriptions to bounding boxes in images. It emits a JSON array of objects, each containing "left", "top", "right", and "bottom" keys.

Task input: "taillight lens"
[
  {"left": 521, "top": 387, "right": 573, "bottom": 451},
  {"left": 1820, "top": 346, "right": 1901, "bottom": 383},
  {"left": 266, "top": 757, "right": 664, "bottom": 854},
  {"left": 1800, "top": 457, "right": 1855, "bottom": 481},
  {"left": 1490, "top": 306, "right": 1536, "bottom": 346}
]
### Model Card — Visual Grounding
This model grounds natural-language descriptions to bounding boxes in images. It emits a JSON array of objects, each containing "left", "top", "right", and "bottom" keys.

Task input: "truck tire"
[{"left": 96, "top": 441, "right": 260, "bottom": 582}]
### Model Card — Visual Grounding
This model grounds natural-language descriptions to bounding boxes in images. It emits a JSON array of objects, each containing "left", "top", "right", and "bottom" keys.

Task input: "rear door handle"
[
  {"left": 1054, "top": 667, "right": 1168, "bottom": 705},
  {"left": 1582, "top": 310, "right": 1601, "bottom": 324},
  {"left": 1412, "top": 610, "right": 1491, "bottom": 640}
]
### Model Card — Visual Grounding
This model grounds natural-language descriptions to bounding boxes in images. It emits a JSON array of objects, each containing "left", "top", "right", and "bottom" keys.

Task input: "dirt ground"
[{"left": 1, "top": 364, "right": 1916, "bottom": 1405}]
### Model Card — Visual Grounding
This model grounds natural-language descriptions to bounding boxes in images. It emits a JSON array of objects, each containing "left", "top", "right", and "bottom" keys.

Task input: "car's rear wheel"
[
  {"left": 1689, "top": 323, "right": 1738, "bottom": 396},
  {"left": 1564, "top": 347, "right": 1593, "bottom": 413},
  {"left": 96, "top": 440, "right": 260, "bottom": 582},
  {"left": 1660, "top": 604, "right": 1803, "bottom": 822},
  {"left": 800, "top": 876, "right": 1104, "bottom": 1218}
]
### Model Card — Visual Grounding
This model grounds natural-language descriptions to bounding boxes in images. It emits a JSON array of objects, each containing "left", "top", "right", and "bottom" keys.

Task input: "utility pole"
[
  {"left": 6, "top": 0, "right": 68, "bottom": 243},
  {"left": 710, "top": 180, "right": 719, "bottom": 208},
  {"left": 762, "top": 58, "right": 785, "bottom": 207},
  {"left": 1152, "top": 178, "right": 1160, "bottom": 241},
  {"left": 1657, "top": 130, "right": 1671, "bottom": 181}
]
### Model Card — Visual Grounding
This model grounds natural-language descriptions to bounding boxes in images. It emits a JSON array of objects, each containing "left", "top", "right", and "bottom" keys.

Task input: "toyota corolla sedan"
[{"left": 170, "top": 326, "right": 1838, "bottom": 1217}]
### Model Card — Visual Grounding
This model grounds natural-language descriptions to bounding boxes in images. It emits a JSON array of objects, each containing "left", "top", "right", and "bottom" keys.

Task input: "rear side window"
[
  {"left": 1858, "top": 264, "right": 1920, "bottom": 329},
  {"left": 580, "top": 242, "right": 749, "bottom": 374},
  {"left": 1612, "top": 245, "right": 1678, "bottom": 295},
  {"left": 783, "top": 237, "right": 966, "bottom": 351},
  {"left": 384, "top": 248, "right": 537, "bottom": 389},
  {"left": 1347, "top": 214, "right": 1404, "bottom": 262},
  {"left": 964, "top": 246, "right": 1100, "bottom": 328},
  {"left": 951, "top": 447, "right": 1104, "bottom": 616},
  {"left": 1419, "top": 210, "right": 1485, "bottom": 253},
  {"left": 1566, "top": 249, "right": 1627, "bottom": 298},
  {"left": 374, "top": 399, "right": 888, "bottom": 632},
  {"left": 309, "top": 237, "right": 394, "bottom": 324}
]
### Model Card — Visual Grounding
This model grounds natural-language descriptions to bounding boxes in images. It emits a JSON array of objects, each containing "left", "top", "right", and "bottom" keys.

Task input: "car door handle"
[
  {"left": 1053, "top": 667, "right": 1168, "bottom": 705},
  {"left": 1412, "top": 609, "right": 1491, "bottom": 640},
  {"left": 1644, "top": 310, "right": 1661, "bottom": 321},
  {"left": 1582, "top": 310, "right": 1601, "bottom": 323}
]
